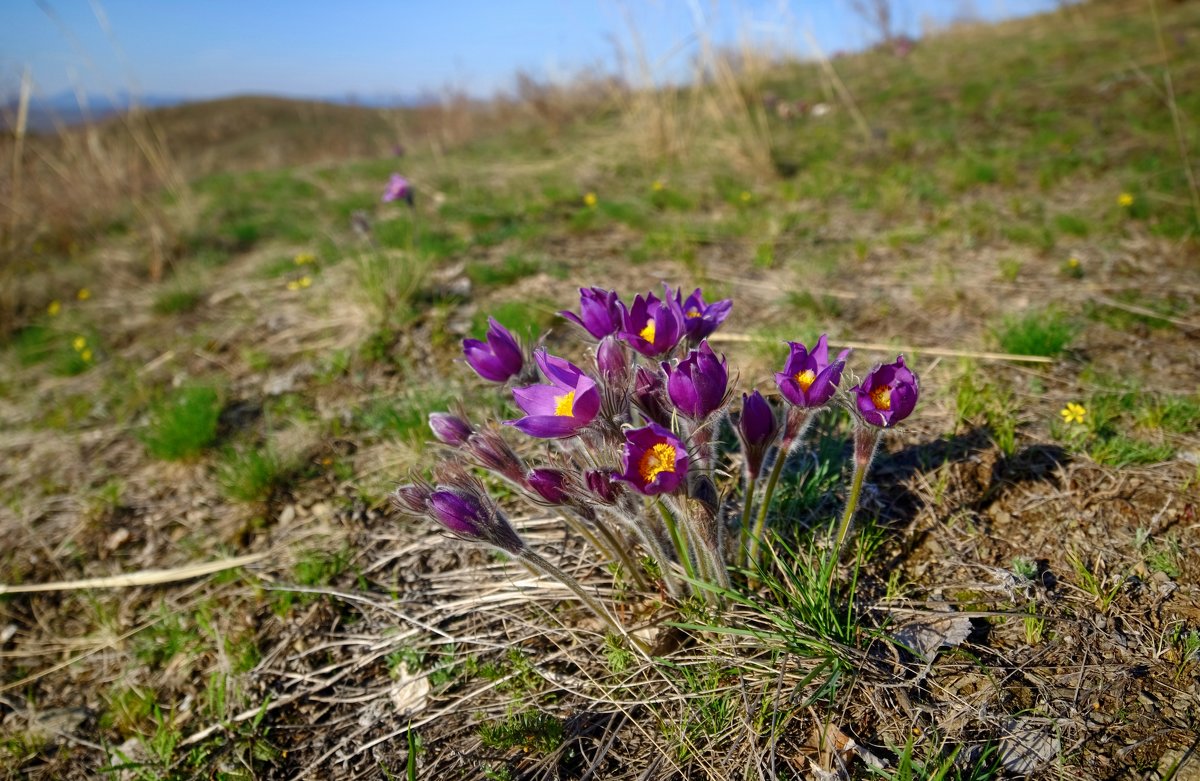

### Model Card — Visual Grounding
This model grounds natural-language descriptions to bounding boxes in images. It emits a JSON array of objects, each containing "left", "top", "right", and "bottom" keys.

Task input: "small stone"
[
  {"left": 105, "top": 528, "right": 131, "bottom": 551},
  {"left": 278, "top": 505, "right": 296, "bottom": 525}
]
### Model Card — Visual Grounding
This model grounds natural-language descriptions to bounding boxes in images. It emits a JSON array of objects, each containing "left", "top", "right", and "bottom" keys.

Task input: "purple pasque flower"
[
  {"left": 428, "top": 412, "right": 473, "bottom": 446},
  {"left": 595, "top": 335, "right": 628, "bottom": 388},
  {"left": 463, "top": 318, "right": 524, "bottom": 383},
  {"left": 426, "top": 484, "right": 525, "bottom": 554},
  {"left": 774, "top": 334, "right": 849, "bottom": 409},
  {"left": 560, "top": 287, "right": 623, "bottom": 339},
  {"left": 382, "top": 173, "right": 414, "bottom": 206},
  {"left": 389, "top": 476, "right": 434, "bottom": 515},
  {"left": 631, "top": 365, "right": 672, "bottom": 427},
  {"left": 526, "top": 467, "right": 572, "bottom": 504},
  {"left": 506, "top": 350, "right": 600, "bottom": 438},
  {"left": 678, "top": 288, "right": 732, "bottom": 341},
  {"left": 584, "top": 469, "right": 624, "bottom": 504},
  {"left": 619, "top": 422, "right": 689, "bottom": 495},
  {"left": 853, "top": 354, "right": 919, "bottom": 428},
  {"left": 662, "top": 340, "right": 728, "bottom": 420},
  {"left": 619, "top": 289, "right": 684, "bottom": 357},
  {"left": 735, "top": 390, "right": 779, "bottom": 478}
]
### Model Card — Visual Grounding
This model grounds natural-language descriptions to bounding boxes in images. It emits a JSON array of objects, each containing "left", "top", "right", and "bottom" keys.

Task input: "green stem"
[
  {"left": 604, "top": 507, "right": 682, "bottom": 599},
  {"left": 592, "top": 514, "right": 650, "bottom": 590},
  {"left": 827, "top": 427, "right": 879, "bottom": 591},
  {"left": 746, "top": 447, "right": 786, "bottom": 568},
  {"left": 518, "top": 548, "right": 650, "bottom": 654},
  {"left": 657, "top": 500, "right": 697, "bottom": 585},
  {"left": 739, "top": 470, "right": 758, "bottom": 552}
]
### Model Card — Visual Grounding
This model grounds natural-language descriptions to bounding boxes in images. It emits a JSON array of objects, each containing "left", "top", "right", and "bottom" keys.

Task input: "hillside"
[{"left": 1, "top": 1, "right": 1199, "bottom": 778}]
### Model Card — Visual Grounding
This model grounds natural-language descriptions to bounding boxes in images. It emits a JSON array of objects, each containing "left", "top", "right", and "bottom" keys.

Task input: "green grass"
[
  {"left": 465, "top": 254, "right": 540, "bottom": 289},
  {"left": 140, "top": 385, "right": 222, "bottom": 460},
  {"left": 469, "top": 299, "right": 556, "bottom": 344},
  {"left": 356, "top": 387, "right": 460, "bottom": 445},
  {"left": 992, "top": 308, "right": 1076, "bottom": 357},
  {"left": 353, "top": 248, "right": 431, "bottom": 328},
  {"left": 153, "top": 286, "right": 204, "bottom": 316},
  {"left": 477, "top": 710, "right": 562, "bottom": 754},
  {"left": 217, "top": 445, "right": 292, "bottom": 502}
]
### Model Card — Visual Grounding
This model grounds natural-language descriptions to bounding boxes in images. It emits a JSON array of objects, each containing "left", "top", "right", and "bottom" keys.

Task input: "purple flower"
[
  {"left": 389, "top": 478, "right": 433, "bottom": 515},
  {"left": 774, "top": 334, "right": 849, "bottom": 409},
  {"left": 595, "top": 335, "right": 628, "bottom": 388},
  {"left": 463, "top": 318, "right": 524, "bottom": 383},
  {"left": 506, "top": 350, "right": 600, "bottom": 438},
  {"left": 584, "top": 469, "right": 624, "bottom": 504},
  {"left": 619, "top": 289, "right": 684, "bottom": 357},
  {"left": 736, "top": 391, "right": 779, "bottom": 478},
  {"left": 631, "top": 365, "right": 671, "bottom": 427},
  {"left": 853, "top": 355, "right": 919, "bottom": 428},
  {"left": 526, "top": 468, "right": 571, "bottom": 504},
  {"left": 465, "top": 427, "right": 526, "bottom": 484},
  {"left": 560, "top": 287, "right": 623, "bottom": 339},
  {"left": 678, "top": 288, "right": 732, "bottom": 341},
  {"left": 382, "top": 174, "right": 414, "bottom": 206},
  {"left": 427, "top": 484, "right": 524, "bottom": 554},
  {"left": 619, "top": 423, "right": 689, "bottom": 495},
  {"left": 662, "top": 341, "right": 728, "bottom": 420},
  {"left": 428, "top": 412, "right": 473, "bottom": 446}
]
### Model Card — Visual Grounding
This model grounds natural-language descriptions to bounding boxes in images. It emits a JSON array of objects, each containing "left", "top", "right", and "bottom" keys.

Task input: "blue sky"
[{"left": 2, "top": 1, "right": 1061, "bottom": 102}]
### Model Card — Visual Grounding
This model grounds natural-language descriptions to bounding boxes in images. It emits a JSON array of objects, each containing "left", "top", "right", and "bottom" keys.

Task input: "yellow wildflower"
[
  {"left": 298, "top": 276, "right": 312, "bottom": 288},
  {"left": 294, "top": 252, "right": 315, "bottom": 265},
  {"left": 80, "top": 349, "right": 93, "bottom": 362},
  {"left": 1067, "top": 256, "right": 1080, "bottom": 268},
  {"left": 1118, "top": 192, "right": 1133, "bottom": 208},
  {"left": 47, "top": 300, "right": 62, "bottom": 317},
  {"left": 76, "top": 288, "right": 91, "bottom": 301},
  {"left": 652, "top": 180, "right": 665, "bottom": 192},
  {"left": 286, "top": 280, "right": 300, "bottom": 291},
  {"left": 739, "top": 191, "right": 752, "bottom": 203},
  {"left": 72, "top": 336, "right": 87, "bottom": 352},
  {"left": 583, "top": 192, "right": 597, "bottom": 207},
  {"left": 1060, "top": 402, "right": 1087, "bottom": 425}
]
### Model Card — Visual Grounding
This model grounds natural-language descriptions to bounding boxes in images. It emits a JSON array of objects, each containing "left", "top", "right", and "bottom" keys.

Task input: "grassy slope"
[{"left": 1, "top": 1, "right": 1199, "bottom": 778}]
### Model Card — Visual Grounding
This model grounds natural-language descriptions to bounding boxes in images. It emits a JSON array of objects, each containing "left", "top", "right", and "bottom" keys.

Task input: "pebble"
[{"left": 278, "top": 505, "right": 296, "bottom": 525}]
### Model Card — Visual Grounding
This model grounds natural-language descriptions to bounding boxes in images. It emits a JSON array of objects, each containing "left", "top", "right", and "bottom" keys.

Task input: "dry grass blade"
[
  {"left": 710, "top": 332, "right": 1056, "bottom": 363},
  {"left": 0, "top": 553, "right": 268, "bottom": 594}
]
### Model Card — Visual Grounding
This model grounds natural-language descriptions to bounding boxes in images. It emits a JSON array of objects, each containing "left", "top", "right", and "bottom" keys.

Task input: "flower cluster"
[{"left": 392, "top": 284, "right": 919, "bottom": 639}]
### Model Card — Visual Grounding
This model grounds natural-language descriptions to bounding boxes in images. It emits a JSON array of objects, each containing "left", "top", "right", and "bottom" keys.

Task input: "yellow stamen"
[
  {"left": 794, "top": 369, "right": 816, "bottom": 391},
  {"left": 685, "top": 309, "right": 702, "bottom": 319},
  {"left": 637, "top": 442, "right": 677, "bottom": 483},
  {"left": 639, "top": 320, "right": 656, "bottom": 343},
  {"left": 554, "top": 390, "right": 576, "bottom": 417},
  {"left": 870, "top": 385, "right": 892, "bottom": 411}
]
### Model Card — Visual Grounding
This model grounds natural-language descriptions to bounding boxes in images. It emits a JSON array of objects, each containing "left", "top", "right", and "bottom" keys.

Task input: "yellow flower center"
[
  {"left": 637, "top": 442, "right": 677, "bottom": 483},
  {"left": 685, "top": 309, "right": 702, "bottom": 319},
  {"left": 870, "top": 385, "right": 892, "bottom": 411},
  {"left": 794, "top": 369, "right": 816, "bottom": 391},
  {"left": 639, "top": 320, "right": 656, "bottom": 343},
  {"left": 554, "top": 390, "right": 576, "bottom": 417}
]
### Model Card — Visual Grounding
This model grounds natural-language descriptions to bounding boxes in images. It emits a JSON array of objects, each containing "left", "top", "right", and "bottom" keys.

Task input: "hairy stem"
[{"left": 518, "top": 548, "right": 650, "bottom": 654}]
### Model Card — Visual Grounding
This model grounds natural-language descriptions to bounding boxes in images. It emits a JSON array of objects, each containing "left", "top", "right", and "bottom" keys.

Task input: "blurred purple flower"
[
  {"left": 735, "top": 391, "right": 779, "bottom": 479},
  {"left": 619, "top": 422, "right": 689, "bottom": 496},
  {"left": 774, "top": 334, "right": 849, "bottom": 409},
  {"left": 560, "top": 287, "right": 623, "bottom": 339},
  {"left": 678, "top": 288, "right": 732, "bottom": 341},
  {"left": 852, "top": 355, "right": 919, "bottom": 428},
  {"left": 428, "top": 412, "right": 473, "bottom": 446},
  {"left": 507, "top": 350, "right": 600, "bottom": 438},
  {"left": 382, "top": 173, "right": 414, "bottom": 206},
  {"left": 463, "top": 318, "right": 524, "bottom": 383},
  {"left": 619, "top": 289, "right": 684, "bottom": 357},
  {"left": 662, "top": 341, "right": 728, "bottom": 420}
]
